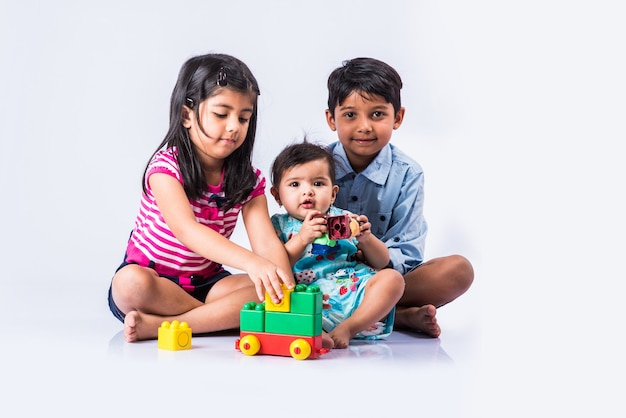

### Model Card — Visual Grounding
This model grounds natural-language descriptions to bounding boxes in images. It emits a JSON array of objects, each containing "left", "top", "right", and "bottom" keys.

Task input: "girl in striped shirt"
[{"left": 108, "top": 53, "right": 295, "bottom": 342}]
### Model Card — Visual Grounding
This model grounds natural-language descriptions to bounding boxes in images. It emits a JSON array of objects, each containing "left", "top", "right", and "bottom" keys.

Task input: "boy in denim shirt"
[{"left": 325, "top": 57, "right": 474, "bottom": 337}]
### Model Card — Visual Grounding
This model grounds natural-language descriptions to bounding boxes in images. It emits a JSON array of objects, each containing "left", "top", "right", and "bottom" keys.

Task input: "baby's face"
[{"left": 274, "top": 159, "right": 337, "bottom": 221}]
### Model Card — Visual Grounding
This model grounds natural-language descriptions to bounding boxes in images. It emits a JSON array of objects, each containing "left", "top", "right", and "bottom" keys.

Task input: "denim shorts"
[{"left": 107, "top": 258, "right": 231, "bottom": 322}]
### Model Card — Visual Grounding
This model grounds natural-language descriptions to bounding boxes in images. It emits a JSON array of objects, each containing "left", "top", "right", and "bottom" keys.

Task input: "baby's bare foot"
[
  {"left": 322, "top": 332, "right": 335, "bottom": 350},
  {"left": 328, "top": 326, "right": 352, "bottom": 349}
]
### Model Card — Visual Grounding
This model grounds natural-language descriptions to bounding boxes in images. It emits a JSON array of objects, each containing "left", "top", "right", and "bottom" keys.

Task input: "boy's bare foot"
[
  {"left": 395, "top": 305, "right": 441, "bottom": 337},
  {"left": 124, "top": 311, "right": 160, "bottom": 342}
]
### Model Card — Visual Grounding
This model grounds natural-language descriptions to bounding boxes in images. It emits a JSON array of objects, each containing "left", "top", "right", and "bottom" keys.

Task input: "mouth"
[
  {"left": 352, "top": 137, "right": 376, "bottom": 144},
  {"left": 300, "top": 199, "right": 315, "bottom": 209}
]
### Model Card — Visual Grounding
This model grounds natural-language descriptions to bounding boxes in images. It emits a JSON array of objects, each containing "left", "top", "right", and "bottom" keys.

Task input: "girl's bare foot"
[
  {"left": 124, "top": 311, "right": 140, "bottom": 342},
  {"left": 395, "top": 305, "right": 441, "bottom": 337},
  {"left": 124, "top": 311, "right": 160, "bottom": 342}
]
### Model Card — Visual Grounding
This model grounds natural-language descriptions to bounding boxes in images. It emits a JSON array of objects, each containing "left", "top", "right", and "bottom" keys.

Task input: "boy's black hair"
[
  {"left": 143, "top": 53, "right": 260, "bottom": 211},
  {"left": 326, "top": 57, "right": 403, "bottom": 116},
  {"left": 271, "top": 141, "right": 336, "bottom": 187}
]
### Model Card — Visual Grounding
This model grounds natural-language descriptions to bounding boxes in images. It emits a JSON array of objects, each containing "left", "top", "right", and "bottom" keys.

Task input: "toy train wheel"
[
  {"left": 289, "top": 339, "right": 312, "bottom": 360},
  {"left": 239, "top": 335, "right": 261, "bottom": 356}
]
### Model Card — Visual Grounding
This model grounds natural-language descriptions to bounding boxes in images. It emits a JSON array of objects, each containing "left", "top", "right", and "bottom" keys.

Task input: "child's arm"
[
  {"left": 240, "top": 193, "right": 296, "bottom": 292},
  {"left": 283, "top": 211, "right": 327, "bottom": 266},
  {"left": 353, "top": 214, "right": 391, "bottom": 270},
  {"left": 150, "top": 173, "right": 290, "bottom": 303}
]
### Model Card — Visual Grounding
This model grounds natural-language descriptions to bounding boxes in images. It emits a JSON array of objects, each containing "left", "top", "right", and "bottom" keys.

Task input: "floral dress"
[{"left": 271, "top": 206, "right": 394, "bottom": 339}]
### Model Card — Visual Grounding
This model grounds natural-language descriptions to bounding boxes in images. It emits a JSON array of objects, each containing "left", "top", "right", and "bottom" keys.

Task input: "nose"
[
  {"left": 226, "top": 115, "right": 240, "bottom": 133},
  {"left": 357, "top": 116, "right": 372, "bottom": 132}
]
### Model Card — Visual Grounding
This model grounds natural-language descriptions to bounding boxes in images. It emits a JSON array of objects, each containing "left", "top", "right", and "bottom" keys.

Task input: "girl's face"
[
  {"left": 271, "top": 159, "right": 339, "bottom": 221},
  {"left": 183, "top": 88, "right": 255, "bottom": 169},
  {"left": 325, "top": 91, "right": 404, "bottom": 172}
]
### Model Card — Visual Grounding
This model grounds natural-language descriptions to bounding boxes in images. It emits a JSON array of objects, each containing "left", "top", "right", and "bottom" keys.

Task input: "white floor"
[{"left": 3, "top": 279, "right": 483, "bottom": 417}]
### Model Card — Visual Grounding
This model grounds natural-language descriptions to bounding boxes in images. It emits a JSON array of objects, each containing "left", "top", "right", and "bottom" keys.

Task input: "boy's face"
[
  {"left": 270, "top": 159, "right": 338, "bottom": 222},
  {"left": 325, "top": 91, "right": 404, "bottom": 170}
]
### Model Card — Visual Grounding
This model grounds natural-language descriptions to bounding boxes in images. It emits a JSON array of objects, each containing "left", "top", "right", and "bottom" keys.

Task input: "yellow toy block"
[
  {"left": 264, "top": 284, "right": 292, "bottom": 312},
  {"left": 158, "top": 320, "right": 192, "bottom": 350}
]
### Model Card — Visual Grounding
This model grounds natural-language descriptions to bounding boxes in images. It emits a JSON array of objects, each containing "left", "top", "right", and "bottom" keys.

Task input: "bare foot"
[
  {"left": 328, "top": 325, "right": 352, "bottom": 349},
  {"left": 395, "top": 305, "right": 441, "bottom": 337},
  {"left": 124, "top": 311, "right": 160, "bottom": 342},
  {"left": 322, "top": 332, "right": 335, "bottom": 350}
]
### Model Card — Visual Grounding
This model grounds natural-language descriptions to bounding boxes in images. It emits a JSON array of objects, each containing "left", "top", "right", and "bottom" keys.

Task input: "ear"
[
  {"left": 393, "top": 107, "right": 406, "bottom": 130},
  {"left": 325, "top": 109, "right": 337, "bottom": 131},
  {"left": 330, "top": 184, "right": 339, "bottom": 204},
  {"left": 270, "top": 186, "right": 281, "bottom": 206},
  {"left": 182, "top": 105, "right": 193, "bottom": 128}
]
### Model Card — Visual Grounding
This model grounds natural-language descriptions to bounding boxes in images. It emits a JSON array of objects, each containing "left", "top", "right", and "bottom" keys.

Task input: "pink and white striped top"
[{"left": 124, "top": 147, "right": 266, "bottom": 279}]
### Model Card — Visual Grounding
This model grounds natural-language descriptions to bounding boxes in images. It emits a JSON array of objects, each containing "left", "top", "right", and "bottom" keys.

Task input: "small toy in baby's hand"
[
  {"left": 326, "top": 215, "right": 360, "bottom": 240},
  {"left": 312, "top": 215, "right": 360, "bottom": 255}
]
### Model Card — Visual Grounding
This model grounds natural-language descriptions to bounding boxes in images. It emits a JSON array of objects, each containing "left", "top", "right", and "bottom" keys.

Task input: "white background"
[{"left": 1, "top": 1, "right": 624, "bottom": 416}]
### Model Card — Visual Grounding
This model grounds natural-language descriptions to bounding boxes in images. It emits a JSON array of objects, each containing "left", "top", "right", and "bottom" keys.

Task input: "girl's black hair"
[
  {"left": 271, "top": 140, "right": 336, "bottom": 187},
  {"left": 143, "top": 53, "right": 260, "bottom": 211},
  {"left": 326, "top": 57, "right": 403, "bottom": 117}
]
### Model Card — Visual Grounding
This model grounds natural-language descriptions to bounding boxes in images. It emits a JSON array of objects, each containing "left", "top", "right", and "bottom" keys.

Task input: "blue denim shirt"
[{"left": 329, "top": 142, "right": 428, "bottom": 274}]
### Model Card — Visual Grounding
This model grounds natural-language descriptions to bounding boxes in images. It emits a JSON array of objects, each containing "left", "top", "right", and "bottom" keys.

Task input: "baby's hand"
[
  {"left": 322, "top": 293, "right": 331, "bottom": 310},
  {"left": 354, "top": 214, "right": 372, "bottom": 241},
  {"left": 296, "top": 211, "right": 327, "bottom": 245}
]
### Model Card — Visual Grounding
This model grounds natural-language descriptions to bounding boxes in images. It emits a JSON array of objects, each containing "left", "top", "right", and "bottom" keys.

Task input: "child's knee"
[
  {"left": 371, "top": 269, "right": 405, "bottom": 293},
  {"left": 450, "top": 255, "right": 474, "bottom": 289},
  {"left": 113, "top": 265, "right": 154, "bottom": 298}
]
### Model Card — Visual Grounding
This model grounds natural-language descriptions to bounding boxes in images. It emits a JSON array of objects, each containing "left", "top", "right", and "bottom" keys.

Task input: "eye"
[
  {"left": 344, "top": 112, "right": 355, "bottom": 119},
  {"left": 313, "top": 181, "right": 325, "bottom": 187},
  {"left": 372, "top": 111, "right": 385, "bottom": 118},
  {"left": 288, "top": 181, "right": 299, "bottom": 187},
  {"left": 239, "top": 117, "right": 250, "bottom": 124},
  {"left": 213, "top": 113, "right": 227, "bottom": 119}
]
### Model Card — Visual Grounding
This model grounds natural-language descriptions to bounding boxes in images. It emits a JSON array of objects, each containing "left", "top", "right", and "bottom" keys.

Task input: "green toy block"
[
  {"left": 264, "top": 311, "right": 322, "bottom": 337},
  {"left": 290, "top": 285, "right": 323, "bottom": 315},
  {"left": 240, "top": 301, "right": 265, "bottom": 332}
]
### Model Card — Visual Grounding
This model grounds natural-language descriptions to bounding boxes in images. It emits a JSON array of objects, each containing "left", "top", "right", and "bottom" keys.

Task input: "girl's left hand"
[{"left": 246, "top": 259, "right": 294, "bottom": 303}]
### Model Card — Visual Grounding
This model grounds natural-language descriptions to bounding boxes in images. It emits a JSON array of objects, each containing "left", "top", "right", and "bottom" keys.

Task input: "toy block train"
[{"left": 235, "top": 283, "right": 328, "bottom": 360}]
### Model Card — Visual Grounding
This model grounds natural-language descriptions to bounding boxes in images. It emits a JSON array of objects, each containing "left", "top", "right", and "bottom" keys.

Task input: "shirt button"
[
  {"left": 393, "top": 237, "right": 400, "bottom": 242},
  {"left": 380, "top": 215, "right": 386, "bottom": 221},
  {"left": 351, "top": 196, "right": 358, "bottom": 202}
]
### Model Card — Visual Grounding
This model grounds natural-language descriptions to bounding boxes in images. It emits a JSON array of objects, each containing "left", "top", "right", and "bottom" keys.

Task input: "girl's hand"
[
  {"left": 247, "top": 259, "right": 294, "bottom": 304},
  {"left": 296, "top": 211, "right": 327, "bottom": 245}
]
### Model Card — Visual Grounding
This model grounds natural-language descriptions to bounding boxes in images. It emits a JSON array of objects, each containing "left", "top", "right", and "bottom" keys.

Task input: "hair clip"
[
  {"left": 217, "top": 67, "right": 227, "bottom": 86},
  {"left": 185, "top": 98, "right": 194, "bottom": 108}
]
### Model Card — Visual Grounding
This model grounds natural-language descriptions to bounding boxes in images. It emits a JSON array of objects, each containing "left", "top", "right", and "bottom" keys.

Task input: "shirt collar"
[{"left": 333, "top": 144, "right": 392, "bottom": 186}]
